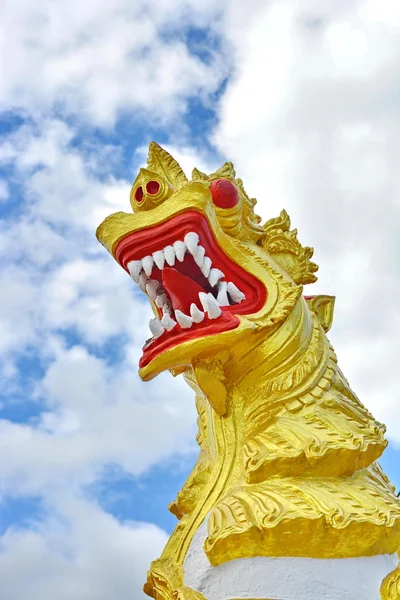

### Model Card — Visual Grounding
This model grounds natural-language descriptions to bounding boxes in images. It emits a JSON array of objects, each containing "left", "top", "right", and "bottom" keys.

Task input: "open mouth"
[{"left": 115, "top": 211, "right": 266, "bottom": 368}]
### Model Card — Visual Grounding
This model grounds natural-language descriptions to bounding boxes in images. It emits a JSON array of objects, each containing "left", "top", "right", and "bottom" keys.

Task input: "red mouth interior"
[{"left": 115, "top": 211, "right": 266, "bottom": 368}]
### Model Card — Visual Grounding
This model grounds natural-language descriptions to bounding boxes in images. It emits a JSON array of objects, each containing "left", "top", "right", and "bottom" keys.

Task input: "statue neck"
[{"left": 225, "top": 297, "right": 320, "bottom": 403}]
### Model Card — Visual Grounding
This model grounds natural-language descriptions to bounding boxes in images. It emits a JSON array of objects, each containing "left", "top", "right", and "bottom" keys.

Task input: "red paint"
[
  {"left": 146, "top": 180, "right": 160, "bottom": 195},
  {"left": 135, "top": 186, "right": 144, "bottom": 202},
  {"left": 162, "top": 267, "right": 204, "bottom": 315},
  {"left": 115, "top": 211, "right": 266, "bottom": 368},
  {"left": 209, "top": 179, "right": 239, "bottom": 209}
]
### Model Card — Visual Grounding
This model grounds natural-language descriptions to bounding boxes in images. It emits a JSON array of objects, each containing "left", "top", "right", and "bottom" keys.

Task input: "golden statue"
[{"left": 97, "top": 143, "right": 400, "bottom": 600}]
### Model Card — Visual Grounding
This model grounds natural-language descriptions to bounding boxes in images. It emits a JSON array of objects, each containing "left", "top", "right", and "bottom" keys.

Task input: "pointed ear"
[{"left": 305, "top": 295, "right": 335, "bottom": 332}]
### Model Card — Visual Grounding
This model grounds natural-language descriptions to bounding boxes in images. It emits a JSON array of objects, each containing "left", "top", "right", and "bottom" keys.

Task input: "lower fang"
[
  {"left": 162, "top": 313, "right": 177, "bottom": 331},
  {"left": 198, "top": 292, "right": 209, "bottom": 313},
  {"left": 190, "top": 303, "right": 204, "bottom": 323},
  {"left": 149, "top": 318, "right": 165, "bottom": 338},
  {"left": 227, "top": 282, "right": 246, "bottom": 303},
  {"left": 217, "top": 281, "right": 229, "bottom": 306},
  {"left": 175, "top": 310, "right": 193, "bottom": 329},
  {"left": 206, "top": 293, "right": 222, "bottom": 319}
]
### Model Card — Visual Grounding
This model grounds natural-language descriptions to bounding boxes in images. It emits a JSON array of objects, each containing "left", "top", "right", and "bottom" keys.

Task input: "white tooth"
[
  {"left": 142, "top": 255, "right": 154, "bottom": 277},
  {"left": 184, "top": 231, "right": 199, "bottom": 254},
  {"left": 200, "top": 256, "right": 212, "bottom": 278},
  {"left": 208, "top": 268, "right": 225, "bottom": 287},
  {"left": 138, "top": 272, "right": 149, "bottom": 292},
  {"left": 217, "top": 281, "right": 230, "bottom": 306},
  {"left": 190, "top": 303, "right": 204, "bottom": 323},
  {"left": 206, "top": 293, "right": 222, "bottom": 319},
  {"left": 155, "top": 293, "right": 169, "bottom": 308},
  {"left": 127, "top": 260, "right": 142, "bottom": 283},
  {"left": 175, "top": 310, "right": 193, "bottom": 329},
  {"left": 227, "top": 282, "right": 246, "bottom": 303},
  {"left": 162, "top": 303, "right": 172, "bottom": 315},
  {"left": 173, "top": 240, "right": 186, "bottom": 262},
  {"left": 153, "top": 250, "right": 165, "bottom": 270},
  {"left": 162, "top": 313, "right": 177, "bottom": 331},
  {"left": 193, "top": 245, "right": 205, "bottom": 268},
  {"left": 198, "top": 292, "right": 209, "bottom": 313},
  {"left": 146, "top": 280, "right": 160, "bottom": 300},
  {"left": 164, "top": 245, "right": 175, "bottom": 266},
  {"left": 149, "top": 318, "right": 165, "bottom": 338}
]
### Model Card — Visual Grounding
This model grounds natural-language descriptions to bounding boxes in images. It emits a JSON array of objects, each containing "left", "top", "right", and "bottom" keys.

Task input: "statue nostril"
[
  {"left": 135, "top": 186, "right": 144, "bottom": 202},
  {"left": 146, "top": 180, "right": 160, "bottom": 195}
]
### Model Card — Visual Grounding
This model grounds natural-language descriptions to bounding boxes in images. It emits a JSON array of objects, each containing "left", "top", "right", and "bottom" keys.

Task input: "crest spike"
[{"left": 147, "top": 142, "right": 187, "bottom": 189}]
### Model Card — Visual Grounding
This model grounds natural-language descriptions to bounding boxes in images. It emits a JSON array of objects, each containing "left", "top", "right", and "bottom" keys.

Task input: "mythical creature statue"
[{"left": 97, "top": 143, "right": 400, "bottom": 600}]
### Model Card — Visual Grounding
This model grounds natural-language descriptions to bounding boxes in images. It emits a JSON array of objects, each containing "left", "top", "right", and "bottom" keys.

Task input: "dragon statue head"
[{"left": 97, "top": 142, "right": 323, "bottom": 386}]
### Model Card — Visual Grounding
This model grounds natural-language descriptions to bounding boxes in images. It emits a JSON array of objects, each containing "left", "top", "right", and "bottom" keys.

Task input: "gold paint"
[
  {"left": 96, "top": 144, "right": 400, "bottom": 600},
  {"left": 206, "top": 464, "right": 400, "bottom": 565},
  {"left": 144, "top": 559, "right": 206, "bottom": 600},
  {"left": 381, "top": 559, "right": 400, "bottom": 600},
  {"left": 261, "top": 209, "right": 318, "bottom": 285},
  {"left": 306, "top": 294, "right": 335, "bottom": 332}
]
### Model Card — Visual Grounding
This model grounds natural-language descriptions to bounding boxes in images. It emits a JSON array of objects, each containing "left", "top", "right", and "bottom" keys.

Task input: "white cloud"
[
  {"left": 0, "top": 495, "right": 167, "bottom": 600},
  {"left": 0, "top": 0, "right": 226, "bottom": 126},
  {"left": 0, "top": 344, "right": 197, "bottom": 497},
  {"left": 0, "top": 179, "right": 9, "bottom": 202}
]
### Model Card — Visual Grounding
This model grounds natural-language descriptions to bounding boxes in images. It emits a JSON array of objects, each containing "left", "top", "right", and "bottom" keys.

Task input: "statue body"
[{"left": 97, "top": 143, "right": 400, "bottom": 600}]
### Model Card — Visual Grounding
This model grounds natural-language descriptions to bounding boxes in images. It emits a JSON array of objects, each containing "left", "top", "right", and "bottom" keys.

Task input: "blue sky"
[{"left": 0, "top": 1, "right": 399, "bottom": 598}]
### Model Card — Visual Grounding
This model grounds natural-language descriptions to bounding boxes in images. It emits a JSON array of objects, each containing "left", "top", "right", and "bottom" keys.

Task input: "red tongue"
[{"left": 162, "top": 267, "right": 205, "bottom": 314}]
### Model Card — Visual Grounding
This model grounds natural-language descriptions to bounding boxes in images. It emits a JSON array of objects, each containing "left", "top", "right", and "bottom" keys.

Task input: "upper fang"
[
  {"left": 127, "top": 260, "right": 142, "bottom": 283},
  {"left": 184, "top": 231, "right": 199, "bottom": 254},
  {"left": 193, "top": 245, "right": 205, "bottom": 268},
  {"left": 153, "top": 250, "right": 165, "bottom": 270},
  {"left": 142, "top": 255, "right": 154, "bottom": 277},
  {"left": 164, "top": 245, "right": 176, "bottom": 266},
  {"left": 208, "top": 268, "right": 224, "bottom": 287},
  {"left": 173, "top": 240, "right": 186, "bottom": 262},
  {"left": 200, "top": 256, "right": 212, "bottom": 278}
]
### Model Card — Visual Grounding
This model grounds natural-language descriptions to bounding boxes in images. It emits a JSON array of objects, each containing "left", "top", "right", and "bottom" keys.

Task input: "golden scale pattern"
[{"left": 96, "top": 144, "right": 400, "bottom": 600}]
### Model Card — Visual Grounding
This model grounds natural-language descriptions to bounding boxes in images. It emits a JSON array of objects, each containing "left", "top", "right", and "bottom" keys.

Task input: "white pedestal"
[{"left": 184, "top": 521, "right": 397, "bottom": 600}]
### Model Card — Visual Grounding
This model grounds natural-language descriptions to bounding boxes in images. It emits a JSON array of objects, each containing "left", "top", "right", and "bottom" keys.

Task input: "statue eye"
[
  {"left": 146, "top": 180, "right": 160, "bottom": 195},
  {"left": 210, "top": 179, "right": 239, "bottom": 209},
  {"left": 135, "top": 186, "right": 144, "bottom": 202}
]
